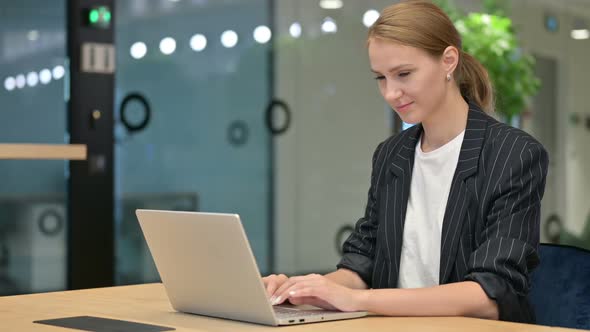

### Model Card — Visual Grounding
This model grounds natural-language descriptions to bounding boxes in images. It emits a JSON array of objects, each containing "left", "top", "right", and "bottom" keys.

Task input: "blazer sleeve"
[
  {"left": 336, "top": 142, "right": 385, "bottom": 287},
  {"left": 464, "top": 142, "right": 549, "bottom": 323}
]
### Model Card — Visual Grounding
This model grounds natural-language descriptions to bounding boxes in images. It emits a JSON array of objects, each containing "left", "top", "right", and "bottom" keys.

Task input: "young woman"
[{"left": 263, "top": 0, "right": 548, "bottom": 323}]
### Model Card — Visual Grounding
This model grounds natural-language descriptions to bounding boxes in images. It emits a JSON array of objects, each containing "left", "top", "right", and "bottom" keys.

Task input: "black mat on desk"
[{"left": 34, "top": 315, "right": 175, "bottom": 332}]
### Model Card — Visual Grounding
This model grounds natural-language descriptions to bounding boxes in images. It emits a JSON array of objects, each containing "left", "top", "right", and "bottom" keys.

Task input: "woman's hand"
[
  {"left": 270, "top": 273, "right": 365, "bottom": 312},
  {"left": 262, "top": 274, "right": 289, "bottom": 299}
]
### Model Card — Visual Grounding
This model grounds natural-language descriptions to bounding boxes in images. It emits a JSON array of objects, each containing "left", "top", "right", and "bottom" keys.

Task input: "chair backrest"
[{"left": 529, "top": 243, "right": 590, "bottom": 329}]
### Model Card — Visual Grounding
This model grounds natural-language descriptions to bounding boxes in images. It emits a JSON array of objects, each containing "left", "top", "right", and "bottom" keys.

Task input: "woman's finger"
[
  {"left": 271, "top": 274, "right": 325, "bottom": 305},
  {"left": 271, "top": 276, "right": 303, "bottom": 301},
  {"left": 266, "top": 281, "right": 279, "bottom": 297},
  {"left": 272, "top": 279, "right": 312, "bottom": 305},
  {"left": 263, "top": 274, "right": 287, "bottom": 298},
  {"left": 288, "top": 295, "right": 338, "bottom": 311},
  {"left": 275, "top": 278, "right": 323, "bottom": 305}
]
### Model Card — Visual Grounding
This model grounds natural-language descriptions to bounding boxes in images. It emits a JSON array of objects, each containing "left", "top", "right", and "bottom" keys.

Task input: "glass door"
[
  {"left": 0, "top": 0, "right": 69, "bottom": 295},
  {"left": 113, "top": 0, "right": 273, "bottom": 284}
]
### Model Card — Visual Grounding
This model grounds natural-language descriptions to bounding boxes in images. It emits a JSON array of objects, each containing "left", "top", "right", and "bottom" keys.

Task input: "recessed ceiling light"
[
  {"left": 321, "top": 17, "right": 338, "bottom": 34},
  {"left": 363, "top": 10, "right": 380, "bottom": 28},
  {"left": 130, "top": 42, "right": 147, "bottom": 59},
  {"left": 159, "top": 37, "right": 177, "bottom": 55},
  {"left": 190, "top": 34, "right": 207, "bottom": 51},
  {"left": 571, "top": 29, "right": 589, "bottom": 40},
  {"left": 289, "top": 22, "right": 302, "bottom": 38},
  {"left": 221, "top": 30, "right": 238, "bottom": 48},
  {"left": 253, "top": 25, "right": 272, "bottom": 44},
  {"left": 319, "top": 0, "right": 343, "bottom": 10}
]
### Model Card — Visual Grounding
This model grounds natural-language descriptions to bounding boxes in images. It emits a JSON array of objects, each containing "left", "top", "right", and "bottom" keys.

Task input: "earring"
[{"left": 446, "top": 73, "right": 452, "bottom": 81}]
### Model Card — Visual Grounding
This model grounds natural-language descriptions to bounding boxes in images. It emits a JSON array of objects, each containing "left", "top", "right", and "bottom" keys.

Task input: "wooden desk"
[
  {"left": 0, "top": 144, "right": 86, "bottom": 160},
  {"left": 0, "top": 283, "right": 579, "bottom": 331}
]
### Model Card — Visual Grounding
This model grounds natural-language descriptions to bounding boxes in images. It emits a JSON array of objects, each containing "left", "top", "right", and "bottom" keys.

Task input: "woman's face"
[{"left": 368, "top": 38, "right": 450, "bottom": 125}]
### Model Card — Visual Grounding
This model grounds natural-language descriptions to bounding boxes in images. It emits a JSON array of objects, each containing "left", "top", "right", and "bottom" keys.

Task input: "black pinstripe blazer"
[{"left": 337, "top": 102, "right": 549, "bottom": 323}]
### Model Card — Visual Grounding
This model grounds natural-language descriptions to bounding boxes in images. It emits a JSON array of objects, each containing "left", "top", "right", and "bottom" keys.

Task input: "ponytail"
[{"left": 457, "top": 51, "right": 494, "bottom": 113}]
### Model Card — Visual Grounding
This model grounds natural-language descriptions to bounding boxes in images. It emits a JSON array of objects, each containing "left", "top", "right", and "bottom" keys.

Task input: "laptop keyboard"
[{"left": 274, "top": 306, "right": 332, "bottom": 318}]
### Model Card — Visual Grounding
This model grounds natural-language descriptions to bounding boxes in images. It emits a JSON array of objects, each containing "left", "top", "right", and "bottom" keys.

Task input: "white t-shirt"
[{"left": 398, "top": 130, "right": 465, "bottom": 288}]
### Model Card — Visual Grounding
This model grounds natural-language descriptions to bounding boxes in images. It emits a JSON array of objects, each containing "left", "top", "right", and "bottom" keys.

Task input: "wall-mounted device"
[{"left": 67, "top": 0, "right": 115, "bottom": 290}]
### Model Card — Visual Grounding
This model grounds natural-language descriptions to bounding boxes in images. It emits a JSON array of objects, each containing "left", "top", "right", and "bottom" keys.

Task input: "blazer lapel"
[
  {"left": 384, "top": 125, "right": 421, "bottom": 287},
  {"left": 439, "top": 103, "right": 488, "bottom": 283}
]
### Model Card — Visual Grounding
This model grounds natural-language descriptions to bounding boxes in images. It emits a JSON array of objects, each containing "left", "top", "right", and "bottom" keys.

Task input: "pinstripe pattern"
[{"left": 337, "top": 102, "right": 549, "bottom": 323}]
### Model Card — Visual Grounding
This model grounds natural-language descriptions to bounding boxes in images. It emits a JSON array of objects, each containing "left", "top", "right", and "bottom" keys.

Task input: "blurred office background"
[{"left": 0, "top": 0, "right": 589, "bottom": 295}]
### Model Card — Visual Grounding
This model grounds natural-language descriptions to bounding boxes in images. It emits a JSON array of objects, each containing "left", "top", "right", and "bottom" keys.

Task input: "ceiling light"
[
  {"left": 221, "top": 30, "right": 238, "bottom": 48},
  {"left": 289, "top": 22, "right": 302, "bottom": 38},
  {"left": 53, "top": 66, "right": 65, "bottom": 80},
  {"left": 253, "top": 25, "right": 272, "bottom": 44},
  {"left": 159, "top": 37, "right": 177, "bottom": 55},
  {"left": 319, "top": 0, "right": 343, "bottom": 10},
  {"left": 4, "top": 77, "right": 16, "bottom": 91},
  {"left": 130, "top": 42, "right": 147, "bottom": 59},
  {"left": 15, "top": 74, "right": 26, "bottom": 89},
  {"left": 321, "top": 17, "right": 338, "bottom": 34},
  {"left": 39, "top": 69, "right": 52, "bottom": 84},
  {"left": 571, "top": 29, "right": 589, "bottom": 40},
  {"left": 26, "top": 72, "right": 39, "bottom": 87},
  {"left": 190, "top": 34, "right": 207, "bottom": 51},
  {"left": 363, "top": 10, "right": 380, "bottom": 28}
]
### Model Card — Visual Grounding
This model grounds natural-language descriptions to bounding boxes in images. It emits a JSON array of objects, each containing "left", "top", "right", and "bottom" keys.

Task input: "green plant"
[{"left": 435, "top": 0, "right": 540, "bottom": 121}]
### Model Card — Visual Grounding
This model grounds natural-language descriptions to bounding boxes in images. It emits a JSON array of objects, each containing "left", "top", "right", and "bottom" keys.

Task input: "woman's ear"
[{"left": 442, "top": 46, "right": 459, "bottom": 74}]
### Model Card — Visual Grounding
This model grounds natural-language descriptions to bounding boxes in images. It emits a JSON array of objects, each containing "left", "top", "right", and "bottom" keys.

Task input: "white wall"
[
  {"left": 274, "top": 0, "right": 392, "bottom": 274},
  {"left": 513, "top": 0, "right": 590, "bottom": 238}
]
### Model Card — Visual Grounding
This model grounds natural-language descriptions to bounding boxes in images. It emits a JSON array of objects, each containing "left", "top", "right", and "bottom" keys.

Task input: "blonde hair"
[{"left": 368, "top": 0, "right": 494, "bottom": 112}]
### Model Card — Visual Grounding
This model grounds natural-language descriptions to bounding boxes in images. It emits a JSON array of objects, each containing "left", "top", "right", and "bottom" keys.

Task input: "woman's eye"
[
  {"left": 374, "top": 75, "right": 385, "bottom": 81},
  {"left": 399, "top": 72, "right": 411, "bottom": 77}
]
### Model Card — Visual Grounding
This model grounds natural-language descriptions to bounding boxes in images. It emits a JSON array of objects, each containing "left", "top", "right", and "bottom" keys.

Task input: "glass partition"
[
  {"left": 114, "top": 0, "right": 273, "bottom": 284},
  {"left": 0, "top": 0, "right": 68, "bottom": 295}
]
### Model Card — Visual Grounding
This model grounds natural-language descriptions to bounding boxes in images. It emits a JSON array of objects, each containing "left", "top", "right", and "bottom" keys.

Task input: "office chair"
[{"left": 529, "top": 243, "right": 590, "bottom": 329}]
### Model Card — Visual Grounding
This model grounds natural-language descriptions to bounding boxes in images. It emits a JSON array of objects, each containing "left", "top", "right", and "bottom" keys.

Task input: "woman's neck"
[{"left": 420, "top": 91, "right": 469, "bottom": 153}]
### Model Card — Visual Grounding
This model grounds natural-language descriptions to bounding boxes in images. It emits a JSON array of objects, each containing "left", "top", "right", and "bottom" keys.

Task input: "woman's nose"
[{"left": 384, "top": 84, "right": 402, "bottom": 103}]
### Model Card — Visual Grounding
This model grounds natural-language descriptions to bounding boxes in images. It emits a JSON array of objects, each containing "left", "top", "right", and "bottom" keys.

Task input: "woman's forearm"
[
  {"left": 324, "top": 269, "right": 368, "bottom": 289},
  {"left": 356, "top": 281, "right": 499, "bottom": 320}
]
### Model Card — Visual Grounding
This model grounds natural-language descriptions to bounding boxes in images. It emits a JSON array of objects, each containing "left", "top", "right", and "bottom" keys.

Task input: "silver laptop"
[{"left": 136, "top": 209, "right": 367, "bottom": 326}]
